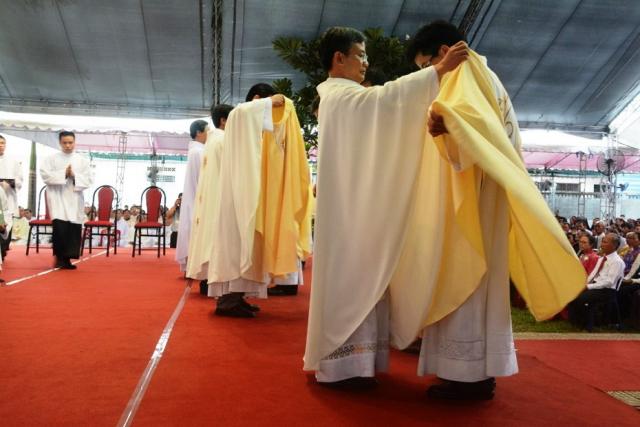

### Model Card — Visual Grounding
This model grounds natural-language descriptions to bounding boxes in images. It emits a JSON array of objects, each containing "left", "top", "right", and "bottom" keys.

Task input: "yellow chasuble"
[
  {"left": 207, "top": 98, "right": 312, "bottom": 284},
  {"left": 425, "top": 50, "right": 586, "bottom": 323},
  {"left": 250, "top": 99, "right": 313, "bottom": 279}
]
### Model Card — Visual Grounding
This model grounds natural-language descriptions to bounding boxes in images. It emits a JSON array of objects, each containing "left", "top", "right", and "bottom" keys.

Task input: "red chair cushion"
[
  {"left": 135, "top": 221, "right": 163, "bottom": 228},
  {"left": 85, "top": 220, "right": 113, "bottom": 226},
  {"left": 29, "top": 219, "right": 52, "bottom": 225}
]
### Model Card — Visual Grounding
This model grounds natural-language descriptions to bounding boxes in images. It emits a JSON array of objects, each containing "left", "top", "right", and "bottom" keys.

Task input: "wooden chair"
[
  {"left": 81, "top": 185, "right": 118, "bottom": 257},
  {"left": 25, "top": 186, "right": 53, "bottom": 255},
  {"left": 132, "top": 186, "right": 166, "bottom": 258}
]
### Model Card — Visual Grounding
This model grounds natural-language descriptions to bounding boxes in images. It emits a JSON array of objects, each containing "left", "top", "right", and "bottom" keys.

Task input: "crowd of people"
[{"left": 558, "top": 215, "right": 640, "bottom": 329}]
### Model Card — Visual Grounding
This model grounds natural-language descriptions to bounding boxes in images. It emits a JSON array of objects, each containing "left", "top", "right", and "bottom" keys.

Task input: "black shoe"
[
  {"left": 427, "top": 378, "right": 495, "bottom": 400},
  {"left": 241, "top": 299, "right": 260, "bottom": 312},
  {"left": 214, "top": 305, "right": 255, "bottom": 318},
  {"left": 199, "top": 280, "right": 208, "bottom": 295},
  {"left": 60, "top": 263, "right": 77, "bottom": 270},
  {"left": 268, "top": 285, "right": 298, "bottom": 296},
  {"left": 319, "top": 377, "right": 378, "bottom": 391}
]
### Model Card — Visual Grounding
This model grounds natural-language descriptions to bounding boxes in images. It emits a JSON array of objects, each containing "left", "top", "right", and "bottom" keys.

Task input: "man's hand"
[
  {"left": 427, "top": 109, "right": 447, "bottom": 138},
  {"left": 622, "top": 279, "right": 633, "bottom": 286},
  {"left": 271, "top": 94, "right": 285, "bottom": 108},
  {"left": 434, "top": 41, "right": 468, "bottom": 81},
  {"left": 0, "top": 224, "right": 5, "bottom": 234},
  {"left": 65, "top": 165, "right": 74, "bottom": 179}
]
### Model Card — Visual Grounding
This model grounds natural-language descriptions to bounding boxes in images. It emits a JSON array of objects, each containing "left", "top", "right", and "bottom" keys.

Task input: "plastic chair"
[
  {"left": 132, "top": 186, "right": 166, "bottom": 258},
  {"left": 25, "top": 186, "right": 53, "bottom": 255},
  {"left": 81, "top": 185, "right": 119, "bottom": 257}
]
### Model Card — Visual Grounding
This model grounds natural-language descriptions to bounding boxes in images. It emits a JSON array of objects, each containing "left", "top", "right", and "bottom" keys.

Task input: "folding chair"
[
  {"left": 132, "top": 186, "right": 166, "bottom": 258},
  {"left": 81, "top": 185, "right": 119, "bottom": 257},
  {"left": 26, "top": 186, "right": 53, "bottom": 255}
]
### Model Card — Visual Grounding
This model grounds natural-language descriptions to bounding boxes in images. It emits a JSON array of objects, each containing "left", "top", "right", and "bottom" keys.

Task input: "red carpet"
[
  {"left": 1, "top": 252, "right": 639, "bottom": 426},
  {"left": 0, "top": 249, "right": 185, "bottom": 426},
  {"left": 517, "top": 340, "right": 640, "bottom": 391}
]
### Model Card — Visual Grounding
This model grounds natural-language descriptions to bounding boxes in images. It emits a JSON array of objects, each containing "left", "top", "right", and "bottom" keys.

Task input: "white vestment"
[
  {"left": 0, "top": 154, "right": 23, "bottom": 220},
  {"left": 176, "top": 141, "right": 205, "bottom": 271},
  {"left": 207, "top": 98, "right": 273, "bottom": 298},
  {"left": 418, "top": 67, "right": 519, "bottom": 381},
  {"left": 116, "top": 218, "right": 129, "bottom": 247},
  {"left": 305, "top": 69, "right": 440, "bottom": 373},
  {"left": 186, "top": 126, "right": 225, "bottom": 281},
  {"left": 0, "top": 187, "right": 13, "bottom": 268},
  {"left": 39, "top": 152, "right": 92, "bottom": 223}
]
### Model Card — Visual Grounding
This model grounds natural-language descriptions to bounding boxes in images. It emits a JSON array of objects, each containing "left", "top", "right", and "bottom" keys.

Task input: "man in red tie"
[{"left": 569, "top": 233, "right": 625, "bottom": 328}]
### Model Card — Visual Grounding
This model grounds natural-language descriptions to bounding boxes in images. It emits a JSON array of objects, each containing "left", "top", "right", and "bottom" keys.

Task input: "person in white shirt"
[
  {"left": 568, "top": 232, "right": 625, "bottom": 327},
  {"left": 0, "top": 134, "right": 23, "bottom": 258},
  {"left": 39, "top": 131, "right": 93, "bottom": 269}
]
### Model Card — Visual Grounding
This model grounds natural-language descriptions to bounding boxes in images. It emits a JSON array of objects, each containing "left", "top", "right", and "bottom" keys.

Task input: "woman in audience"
[{"left": 578, "top": 234, "right": 599, "bottom": 275}]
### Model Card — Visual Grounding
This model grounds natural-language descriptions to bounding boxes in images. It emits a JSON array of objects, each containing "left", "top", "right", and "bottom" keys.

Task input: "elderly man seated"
[{"left": 568, "top": 232, "right": 625, "bottom": 329}]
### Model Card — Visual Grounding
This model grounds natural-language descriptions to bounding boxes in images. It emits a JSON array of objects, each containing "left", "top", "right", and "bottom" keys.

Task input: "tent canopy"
[{"left": 0, "top": 0, "right": 639, "bottom": 133}]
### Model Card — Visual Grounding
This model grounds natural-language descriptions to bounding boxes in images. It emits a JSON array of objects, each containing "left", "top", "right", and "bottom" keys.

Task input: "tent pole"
[{"left": 27, "top": 140, "right": 36, "bottom": 212}]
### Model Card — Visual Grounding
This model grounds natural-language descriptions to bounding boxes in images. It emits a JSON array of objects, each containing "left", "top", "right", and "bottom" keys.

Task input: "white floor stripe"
[
  {"left": 117, "top": 280, "right": 193, "bottom": 427},
  {"left": 4, "top": 250, "right": 107, "bottom": 286}
]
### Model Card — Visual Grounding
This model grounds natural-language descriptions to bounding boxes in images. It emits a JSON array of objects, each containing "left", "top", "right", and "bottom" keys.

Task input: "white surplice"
[
  {"left": 176, "top": 140, "right": 205, "bottom": 271},
  {"left": 304, "top": 68, "right": 440, "bottom": 373},
  {"left": 39, "top": 151, "right": 92, "bottom": 224},
  {"left": 0, "top": 154, "right": 23, "bottom": 219}
]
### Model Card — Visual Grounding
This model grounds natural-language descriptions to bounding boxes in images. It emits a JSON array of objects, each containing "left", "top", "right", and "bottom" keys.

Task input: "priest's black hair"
[
  {"left": 0, "top": 134, "right": 5, "bottom": 141},
  {"left": 406, "top": 20, "right": 466, "bottom": 63},
  {"left": 245, "top": 83, "right": 276, "bottom": 102},
  {"left": 189, "top": 120, "right": 208, "bottom": 139},
  {"left": 58, "top": 130, "right": 75, "bottom": 140},
  {"left": 319, "top": 27, "right": 366, "bottom": 72},
  {"left": 210, "top": 104, "right": 233, "bottom": 129}
]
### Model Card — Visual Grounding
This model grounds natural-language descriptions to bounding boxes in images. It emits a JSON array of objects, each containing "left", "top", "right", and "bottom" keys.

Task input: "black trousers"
[
  {"left": 1, "top": 228, "right": 12, "bottom": 258},
  {"left": 170, "top": 231, "right": 178, "bottom": 248},
  {"left": 52, "top": 219, "right": 82, "bottom": 260},
  {"left": 568, "top": 288, "right": 616, "bottom": 327}
]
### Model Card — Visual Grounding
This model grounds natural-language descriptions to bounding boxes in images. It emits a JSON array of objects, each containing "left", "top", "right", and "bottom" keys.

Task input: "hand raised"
[
  {"left": 427, "top": 109, "right": 447, "bottom": 138},
  {"left": 435, "top": 41, "right": 468, "bottom": 80},
  {"left": 271, "top": 94, "right": 285, "bottom": 108}
]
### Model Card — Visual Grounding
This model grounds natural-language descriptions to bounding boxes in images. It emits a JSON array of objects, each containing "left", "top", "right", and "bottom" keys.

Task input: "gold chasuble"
[
  {"left": 418, "top": 51, "right": 585, "bottom": 327},
  {"left": 207, "top": 98, "right": 312, "bottom": 284}
]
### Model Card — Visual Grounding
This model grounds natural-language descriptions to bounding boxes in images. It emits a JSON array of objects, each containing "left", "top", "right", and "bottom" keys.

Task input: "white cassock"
[
  {"left": 175, "top": 140, "right": 205, "bottom": 271},
  {"left": 304, "top": 70, "right": 441, "bottom": 381},
  {"left": 39, "top": 151, "right": 92, "bottom": 224},
  {"left": 0, "top": 153, "right": 23, "bottom": 220},
  {"left": 417, "top": 68, "right": 519, "bottom": 381}
]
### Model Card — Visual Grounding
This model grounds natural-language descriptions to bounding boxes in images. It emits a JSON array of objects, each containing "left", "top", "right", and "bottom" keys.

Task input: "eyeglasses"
[{"left": 350, "top": 52, "right": 368, "bottom": 63}]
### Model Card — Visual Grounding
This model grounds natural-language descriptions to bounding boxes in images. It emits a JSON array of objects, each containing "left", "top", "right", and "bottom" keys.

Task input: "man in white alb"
[{"left": 40, "top": 131, "right": 93, "bottom": 269}]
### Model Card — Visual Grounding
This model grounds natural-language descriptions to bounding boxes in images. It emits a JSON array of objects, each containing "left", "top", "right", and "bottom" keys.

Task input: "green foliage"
[{"left": 272, "top": 28, "right": 411, "bottom": 151}]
